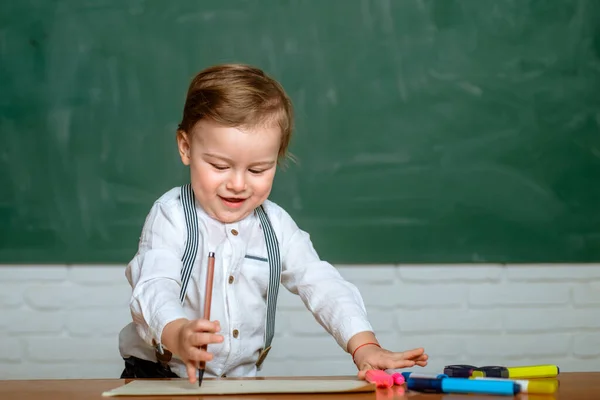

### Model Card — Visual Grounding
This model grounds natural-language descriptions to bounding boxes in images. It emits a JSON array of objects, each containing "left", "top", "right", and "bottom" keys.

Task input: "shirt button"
[
  {"left": 231, "top": 229, "right": 238, "bottom": 236},
  {"left": 228, "top": 275, "right": 234, "bottom": 284},
  {"left": 232, "top": 329, "right": 239, "bottom": 338}
]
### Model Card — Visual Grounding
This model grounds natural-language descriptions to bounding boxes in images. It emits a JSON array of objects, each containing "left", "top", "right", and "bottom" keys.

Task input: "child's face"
[{"left": 177, "top": 118, "right": 280, "bottom": 224}]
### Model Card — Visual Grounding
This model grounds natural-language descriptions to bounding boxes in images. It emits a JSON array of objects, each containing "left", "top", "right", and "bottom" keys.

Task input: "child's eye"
[
  {"left": 211, "top": 164, "right": 228, "bottom": 170},
  {"left": 249, "top": 169, "right": 265, "bottom": 174}
]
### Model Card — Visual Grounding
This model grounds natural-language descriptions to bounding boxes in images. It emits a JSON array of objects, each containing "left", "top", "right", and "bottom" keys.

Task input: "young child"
[{"left": 118, "top": 63, "right": 428, "bottom": 382}]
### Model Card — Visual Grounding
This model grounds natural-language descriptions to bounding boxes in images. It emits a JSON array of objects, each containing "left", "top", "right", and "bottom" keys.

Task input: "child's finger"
[
  {"left": 388, "top": 349, "right": 424, "bottom": 364},
  {"left": 386, "top": 359, "right": 416, "bottom": 369},
  {"left": 406, "top": 354, "right": 428, "bottom": 365},
  {"left": 402, "top": 353, "right": 428, "bottom": 362},
  {"left": 189, "top": 332, "right": 224, "bottom": 347},
  {"left": 186, "top": 346, "right": 215, "bottom": 362},
  {"left": 190, "top": 319, "right": 221, "bottom": 333},
  {"left": 356, "top": 365, "right": 374, "bottom": 380},
  {"left": 400, "top": 347, "right": 425, "bottom": 359},
  {"left": 186, "top": 362, "right": 198, "bottom": 384}
]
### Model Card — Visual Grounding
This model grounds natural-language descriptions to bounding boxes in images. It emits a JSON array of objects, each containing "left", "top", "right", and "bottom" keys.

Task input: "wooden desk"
[{"left": 1, "top": 373, "right": 598, "bottom": 399}]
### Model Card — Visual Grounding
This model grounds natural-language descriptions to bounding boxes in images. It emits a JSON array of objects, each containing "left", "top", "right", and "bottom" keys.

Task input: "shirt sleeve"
[
  {"left": 125, "top": 200, "right": 188, "bottom": 348},
  {"left": 278, "top": 210, "right": 374, "bottom": 352}
]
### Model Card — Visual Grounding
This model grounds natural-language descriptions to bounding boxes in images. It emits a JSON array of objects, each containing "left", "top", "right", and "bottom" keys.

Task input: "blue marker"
[
  {"left": 407, "top": 377, "right": 520, "bottom": 396},
  {"left": 401, "top": 372, "right": 448, "bottom": 380}
]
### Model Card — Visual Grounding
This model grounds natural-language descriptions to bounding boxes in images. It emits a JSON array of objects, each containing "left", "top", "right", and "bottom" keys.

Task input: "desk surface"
[{"left": 0, "top": 373, "right": 598, "bottom": 399}]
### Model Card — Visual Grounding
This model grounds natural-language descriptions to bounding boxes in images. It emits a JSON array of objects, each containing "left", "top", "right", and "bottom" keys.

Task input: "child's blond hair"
[{"left": 178, "top": 64, "right": 294, "bottom": 161}]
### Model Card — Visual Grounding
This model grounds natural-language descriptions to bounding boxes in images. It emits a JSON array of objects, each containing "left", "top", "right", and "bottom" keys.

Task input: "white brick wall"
[{"left": 1, "top": 264, "right": 599, "bottom": 380}]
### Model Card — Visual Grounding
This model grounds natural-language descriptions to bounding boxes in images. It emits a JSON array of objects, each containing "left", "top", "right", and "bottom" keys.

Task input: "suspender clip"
[
  {"left": 152, "top": 339, "right": 172, "bottom": 368},
  {"left": 255, "top": 346, "right": 272, "bottom": 369}
]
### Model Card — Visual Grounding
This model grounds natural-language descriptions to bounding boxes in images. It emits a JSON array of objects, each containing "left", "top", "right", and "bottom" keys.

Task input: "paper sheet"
[{"left": 102, "top": 378, "right": 375, "bottom": 396}]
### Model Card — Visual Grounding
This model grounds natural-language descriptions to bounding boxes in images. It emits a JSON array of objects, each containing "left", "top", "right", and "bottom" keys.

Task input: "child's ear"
[{"left": 177, "top": 130, "right": 191, "bottom": 165}]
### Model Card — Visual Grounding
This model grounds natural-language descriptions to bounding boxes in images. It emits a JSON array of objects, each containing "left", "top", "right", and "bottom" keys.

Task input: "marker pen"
[
  {"left": 401, "top": 372, "right": 448, "bottom": 380},
  {"left": 474, "top": 364, "right": 560, "bottom": 379},
  {"left": 506, "top": 365, "right": 559, "bottom": 379},
  {"left": 407, "top": 377, "right": 520, "bottom": 396},
  {"left": 473, "top": 377, "right": 559, "bottom": 394},
  {"left": 443, "top": 364, "right": 477, "bottom": 378}
]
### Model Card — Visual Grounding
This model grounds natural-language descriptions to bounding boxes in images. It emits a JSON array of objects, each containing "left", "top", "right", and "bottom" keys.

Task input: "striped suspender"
[
  {"left": 254, "top": 205, "right": 281, "bottom": 369},
  {"left": 153, "top": 184, "right": 199, "bottom": 363},
  {"left": 179, "top": 184, "right": 200, "bottom": 303},
  {"left": 179, "top": 184, "right": 281, "bottom": 369}
]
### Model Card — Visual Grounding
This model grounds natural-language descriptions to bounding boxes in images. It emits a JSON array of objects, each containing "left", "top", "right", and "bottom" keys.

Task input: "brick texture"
[{"left": 0, "top": 264, "right": 599, "bottom": 379}]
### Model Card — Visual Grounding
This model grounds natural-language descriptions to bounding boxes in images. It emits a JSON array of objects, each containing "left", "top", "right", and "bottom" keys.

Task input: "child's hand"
[
  {"left": 353, "top": 345, "right": 428, "bottom": 379},
  {"left": 163, "top": 318, "right": 224, "bottom": 383}
]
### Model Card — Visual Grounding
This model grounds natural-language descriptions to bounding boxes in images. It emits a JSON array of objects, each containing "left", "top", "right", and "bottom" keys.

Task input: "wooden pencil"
[{"left": 198, "top": 251, "right": 215, "bottom": 386}]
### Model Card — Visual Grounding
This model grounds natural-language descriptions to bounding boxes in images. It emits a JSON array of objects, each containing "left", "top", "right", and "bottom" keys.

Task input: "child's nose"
[{"left": 226, "top": 172, "right": 246, "bottom": 192}]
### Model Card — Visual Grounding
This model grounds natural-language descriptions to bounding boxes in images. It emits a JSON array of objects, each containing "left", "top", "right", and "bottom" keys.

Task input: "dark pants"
[{"left": 120, "top": 356, "right": 180, "bottom": 379}]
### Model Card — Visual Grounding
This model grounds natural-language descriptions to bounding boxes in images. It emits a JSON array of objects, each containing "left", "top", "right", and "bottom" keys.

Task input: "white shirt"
[{"left": 119, "top": 187, "right": 373, "bottom": 378}]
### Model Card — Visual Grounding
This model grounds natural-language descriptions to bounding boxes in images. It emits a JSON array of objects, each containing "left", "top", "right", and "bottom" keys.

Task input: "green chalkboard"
[{"left": 2, "top": 0, "right": 600, "bottom": 264}]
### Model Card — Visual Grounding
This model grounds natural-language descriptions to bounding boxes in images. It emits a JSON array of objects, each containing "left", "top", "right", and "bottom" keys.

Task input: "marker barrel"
[
  {"left": 443, "top": 378, "right": 520, "bottom": 396},
  {"left": 401, "top": 372, "right": 448, "bottom": 380},
  {"left": 406, "top": 378, "right": 443, "bottom": 393},
  {"left": 407, "top": 377, "right": 520, "bottom": 396},
  {"left": 508, "top": 365, "right": 559, "bottom": 379},
  {"left": 473, "top": 377, "right": 558, "bottom": 394}
]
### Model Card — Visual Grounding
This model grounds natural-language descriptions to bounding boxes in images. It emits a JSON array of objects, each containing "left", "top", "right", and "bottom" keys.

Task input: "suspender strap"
[
  {"left": 179, "top": 184, "right": 200, "bottom": 303},
  {"left": 178, "top": 185, "right": 281, "bottom": 370},
  {"left": 153, "top": 184, "right": 199, "bottom": 363},
  {"left": 254, "top": 205, "right": 281, "bottom": 369}
]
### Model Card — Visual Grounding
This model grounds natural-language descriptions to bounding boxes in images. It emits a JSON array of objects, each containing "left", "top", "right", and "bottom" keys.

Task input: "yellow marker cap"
[
  {"left": 470, "top": 370, "right": 485, "bottom": 378},
  {"left": 507, "top": 364, "right": 559, "bottom": 379},
  {"left": 523, "top": 379, "right": 559, "bottom": 394}
]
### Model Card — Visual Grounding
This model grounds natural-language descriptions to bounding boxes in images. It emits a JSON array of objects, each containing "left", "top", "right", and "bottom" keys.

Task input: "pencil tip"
[{"left": 198, "top": 369, "right": 205, "bottom": 387}]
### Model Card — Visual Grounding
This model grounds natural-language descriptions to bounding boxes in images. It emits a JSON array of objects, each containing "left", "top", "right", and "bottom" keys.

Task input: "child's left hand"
[{"left": 353, "top": 345, "right": 428, "bottom": 379}]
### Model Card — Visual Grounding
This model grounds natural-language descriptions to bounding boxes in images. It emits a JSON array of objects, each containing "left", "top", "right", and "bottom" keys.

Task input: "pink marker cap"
[
  {"left": 365, "top": 370, "right": 394, "bottom": 388},
  {"left": 385, "top": 369, "right": 406, "bottom": 385}
]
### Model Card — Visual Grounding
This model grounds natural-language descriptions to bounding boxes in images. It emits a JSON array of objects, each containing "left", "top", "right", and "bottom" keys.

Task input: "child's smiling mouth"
[{"left": 219, "top": 196, "right": 246, "bottom": 208}]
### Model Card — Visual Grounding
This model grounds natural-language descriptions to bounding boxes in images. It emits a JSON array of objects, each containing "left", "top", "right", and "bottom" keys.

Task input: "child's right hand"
[{"left": 162, "top": 318, "right": 224, "bottom": 383}]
